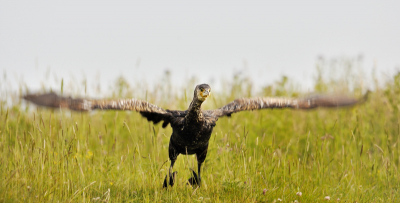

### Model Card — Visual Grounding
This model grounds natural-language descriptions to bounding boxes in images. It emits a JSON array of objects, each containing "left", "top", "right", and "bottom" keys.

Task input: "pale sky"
[{"left": 1, "top": 0, "right": 399, "bottom": 95}]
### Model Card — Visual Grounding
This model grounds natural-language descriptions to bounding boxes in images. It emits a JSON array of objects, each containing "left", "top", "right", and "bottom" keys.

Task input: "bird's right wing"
[{"left": 23, "top": 92, "right": 175, "bottom": 127}]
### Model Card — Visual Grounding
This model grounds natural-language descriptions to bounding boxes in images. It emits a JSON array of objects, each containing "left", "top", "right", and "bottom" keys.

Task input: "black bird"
[{"left": 23, "top": 84, "right": 367, "bottom": 188}]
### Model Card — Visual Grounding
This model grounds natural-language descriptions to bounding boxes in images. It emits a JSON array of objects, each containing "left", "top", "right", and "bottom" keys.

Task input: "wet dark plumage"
[{"left": 23, "top": 84, "right": 368, "bottom": 187}]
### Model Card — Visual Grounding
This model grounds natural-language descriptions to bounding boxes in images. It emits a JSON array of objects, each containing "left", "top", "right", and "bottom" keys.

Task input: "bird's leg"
[
  {"left": 188, "top": 148, "right": 207, "bottom": 186},
  {"left": 163, "top": 144, "right": 179, "bottom": 188},
  {"left": 163, "top": 159, "right": 177, "bottom": 188},
  {"left": 188, "top": 160, "right": 203, "bottom": 186},
  {"left": 197, "top": 161, "right": 202, "bottom": 185}
]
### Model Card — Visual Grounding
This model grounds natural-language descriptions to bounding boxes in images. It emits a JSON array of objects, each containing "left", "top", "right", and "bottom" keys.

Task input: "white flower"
[
  {"left": 325, "top": 196, "right": 331, "bottom": 200},
  {"left": 277, "top": 198, "right": 282, "bottom": 201},
  {"left": 294, "top": 200, "right": 299, "bottom": 203},
  {"left": 296, "top": 191, "right": 302, "bottom": 196}
]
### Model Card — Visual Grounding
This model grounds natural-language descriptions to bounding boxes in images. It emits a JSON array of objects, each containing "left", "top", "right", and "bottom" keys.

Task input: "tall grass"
[{"left": 1, "top": 63, "right": 399, "bottom": 202}]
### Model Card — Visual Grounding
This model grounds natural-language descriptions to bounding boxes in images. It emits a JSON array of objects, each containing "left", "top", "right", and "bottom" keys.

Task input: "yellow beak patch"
[{"left": 200, "top": 90, "right": 210, "bottom": 98}]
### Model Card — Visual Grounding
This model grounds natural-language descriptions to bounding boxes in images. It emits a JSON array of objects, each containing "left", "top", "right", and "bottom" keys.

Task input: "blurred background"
[
  {"left": 1, "top": 0, "right": 399, "bottom": 98},
  {"left": 3, "top": 2, "right": 400, "bottom": 201}
]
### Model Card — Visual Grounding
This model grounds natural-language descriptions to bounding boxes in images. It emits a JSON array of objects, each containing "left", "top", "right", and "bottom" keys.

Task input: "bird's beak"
[{"left": 200, "top": 90, "right": 210, "bottom": 98}]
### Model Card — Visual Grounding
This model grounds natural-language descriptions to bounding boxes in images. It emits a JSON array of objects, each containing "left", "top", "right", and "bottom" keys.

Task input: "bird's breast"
[{"left": 171, "top": 121, "right": 214, "bottom": 150}]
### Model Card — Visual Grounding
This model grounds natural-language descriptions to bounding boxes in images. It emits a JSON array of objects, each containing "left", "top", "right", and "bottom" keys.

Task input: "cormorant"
[{"left": 23, "top": 84, "right": 367, "bottom": 188}]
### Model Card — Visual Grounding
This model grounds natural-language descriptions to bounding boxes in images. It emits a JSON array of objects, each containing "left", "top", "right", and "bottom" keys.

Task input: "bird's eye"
[{"left": 200, "top": 88, "right": 204, "bottom": 91}]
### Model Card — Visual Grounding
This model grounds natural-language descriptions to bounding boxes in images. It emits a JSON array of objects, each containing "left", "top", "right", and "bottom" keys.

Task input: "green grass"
[{"left": 1, "top": 72, "right": 400, "bottom": 202}]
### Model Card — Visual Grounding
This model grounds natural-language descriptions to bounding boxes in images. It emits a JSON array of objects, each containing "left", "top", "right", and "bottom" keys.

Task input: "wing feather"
[
  {"left": 23, "top": 92, "right": 167, "bottom": 113},
  {"left": 209, "top": 93, "right": 368, "bottom": 118},
  {"left": 23, "top": 92, "right": 174, "bottom": 127}
]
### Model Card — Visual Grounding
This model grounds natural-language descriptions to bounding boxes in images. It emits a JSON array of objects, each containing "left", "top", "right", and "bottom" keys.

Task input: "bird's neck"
[{"left": 186, "top": 98, "right": 204, "bottom": 124}]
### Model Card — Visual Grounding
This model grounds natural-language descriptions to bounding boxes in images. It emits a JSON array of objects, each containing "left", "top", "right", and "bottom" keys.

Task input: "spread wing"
[
  {"left": 208, "top": 93, "right": 368, "bottom": 118},
  {"left": 23, "top": 92, "right": 174, "bottom": 127}
]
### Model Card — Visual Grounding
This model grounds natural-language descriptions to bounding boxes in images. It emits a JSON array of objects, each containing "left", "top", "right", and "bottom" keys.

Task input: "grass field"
[{"left": 1, "top": 71, "right": 400, "bottom": 202}]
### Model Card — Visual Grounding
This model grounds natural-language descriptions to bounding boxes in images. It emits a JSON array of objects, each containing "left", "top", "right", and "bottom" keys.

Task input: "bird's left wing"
[{"left": 208, "top": 93, "right": 368, "bottom": 118}]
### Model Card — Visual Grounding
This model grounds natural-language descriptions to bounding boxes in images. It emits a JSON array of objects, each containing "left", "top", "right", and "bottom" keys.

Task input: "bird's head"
[{"left": 195, "top": 84, "right": 211, "bottom": 102}]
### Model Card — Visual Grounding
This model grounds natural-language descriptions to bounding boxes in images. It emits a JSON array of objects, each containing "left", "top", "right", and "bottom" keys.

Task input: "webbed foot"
[
  {"left": 187, "top": 168, "right": 201, "bottom": 186},
  {"left": 163, "top": 171, "right": 177, "bottom": 188}
]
